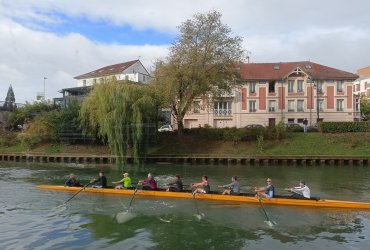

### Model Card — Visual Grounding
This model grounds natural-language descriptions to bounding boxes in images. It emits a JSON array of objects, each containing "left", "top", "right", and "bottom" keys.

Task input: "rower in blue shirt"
[{"left": 255, "top": 178, "right": 275, "bottom": 198}]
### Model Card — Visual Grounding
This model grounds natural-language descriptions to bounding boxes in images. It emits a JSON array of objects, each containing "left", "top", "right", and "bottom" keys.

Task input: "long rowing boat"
[{"left": 36, "top": 185, "right": 370, "bottom": 210}]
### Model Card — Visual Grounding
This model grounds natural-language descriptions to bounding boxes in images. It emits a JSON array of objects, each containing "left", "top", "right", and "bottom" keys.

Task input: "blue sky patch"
[{"left": 14, "top": 12, "right": 175, "bottom": 45}]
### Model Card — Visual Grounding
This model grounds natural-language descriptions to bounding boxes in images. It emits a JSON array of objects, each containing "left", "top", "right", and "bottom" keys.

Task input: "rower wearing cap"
[
  {"left": 285, "top": 180, "right": 310, "bottom": 199},
  {"left": 112, "top": 172, "right": 132, "bottom": 189}
]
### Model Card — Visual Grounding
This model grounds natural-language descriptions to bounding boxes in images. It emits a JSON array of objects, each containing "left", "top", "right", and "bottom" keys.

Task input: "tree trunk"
[{"left": 176, "top": 114, "right": 184, "bottom": 134}]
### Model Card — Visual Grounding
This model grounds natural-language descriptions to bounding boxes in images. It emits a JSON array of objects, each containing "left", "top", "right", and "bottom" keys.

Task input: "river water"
[{"left": 1, "top": 162, "right": 370, "bottom": 250}]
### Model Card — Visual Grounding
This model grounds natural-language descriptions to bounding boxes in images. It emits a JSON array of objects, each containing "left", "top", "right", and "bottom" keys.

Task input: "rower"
[
  {"left": 139, "top": 173, "right": 158, "bottom": 190},
  {"left": 91, "top": 170, "right": 107, "bottom": 188},
  {"left": 166, "top": 175, "right": 183, "bottom": 192},
  {"left": 219, "top": 176, "right": 240, "bottom": 195},
  {"left": 65, "top": 173, "right": 82, "bottom": 187},
  {"left": 112, "top": 172, "right": 132, "bottom": 189},
  {"left": 255, "top": 178, "right": 275, "bottom": 198},
  {"left": 191, "top": 175, "right": 210, "bottom": 194},
  {"left": 285, "top": 180, "right": 310, "bottom": 199}
]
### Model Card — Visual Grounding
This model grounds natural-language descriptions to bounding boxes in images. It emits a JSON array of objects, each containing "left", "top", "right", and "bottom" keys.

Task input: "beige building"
[
  {"left": 182, "top": 61, "right": 358, "bottom": 128},
  {"left": 353, "top": 66, "right": 370, "bottom": 120}
]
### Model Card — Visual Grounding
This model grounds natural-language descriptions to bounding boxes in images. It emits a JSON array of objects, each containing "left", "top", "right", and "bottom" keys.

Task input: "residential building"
[
  {"left": 54, "top": 59, "right": 151, "bottom": 108},
  {"left": 182, "top": 61, "right": 358, "bottom": 128},
  {"left": 353, "top": 66, "right": 370, "bottom": 120}
]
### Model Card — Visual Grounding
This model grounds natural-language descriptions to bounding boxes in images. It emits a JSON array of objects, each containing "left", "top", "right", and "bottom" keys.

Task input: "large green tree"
[
  {"left": 153, "top": 11, "right": 245, "bottom": 131},
  {"left": 80, "top": 82, "right": 158, "bottom": 164}
]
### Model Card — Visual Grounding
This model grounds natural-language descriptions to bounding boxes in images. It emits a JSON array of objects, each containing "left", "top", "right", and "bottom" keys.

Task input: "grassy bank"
[{"left": 1, "top": 132, "right": 370, "bottom": 156}]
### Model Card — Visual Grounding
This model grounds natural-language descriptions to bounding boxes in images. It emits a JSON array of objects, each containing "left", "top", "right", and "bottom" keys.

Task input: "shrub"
[
  {"left": 0, "top": 131, "right": 18, "bottom": 147},
  {"left": 318, "top": 122, "right": 370, "bottom": 133},
  {"left": 17, "top": 117, "right": 55, "bottom": 149}
]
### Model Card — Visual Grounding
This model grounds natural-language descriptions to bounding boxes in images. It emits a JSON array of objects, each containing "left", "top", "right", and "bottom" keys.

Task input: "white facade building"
[{"left": 74, "top": 60, "right": 151, "bottom": 87}]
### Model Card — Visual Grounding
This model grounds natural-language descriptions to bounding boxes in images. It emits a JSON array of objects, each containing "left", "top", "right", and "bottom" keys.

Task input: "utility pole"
[{"left": 43, "top": 76, "right": 48, "bottom": 101}]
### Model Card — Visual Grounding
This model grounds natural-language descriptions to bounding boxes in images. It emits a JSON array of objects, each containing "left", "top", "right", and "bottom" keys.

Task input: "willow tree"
[
  {"left": 152, "top": 11, "right": 245, "bottom": 131},
  {"left": 80, "top": 82, "right": 158, "bottom": 164}
]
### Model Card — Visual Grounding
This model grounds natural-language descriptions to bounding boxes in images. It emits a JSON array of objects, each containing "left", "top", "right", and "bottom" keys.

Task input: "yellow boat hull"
[{"left": 36, "top": 185, "right": 370, "bottom": 210}]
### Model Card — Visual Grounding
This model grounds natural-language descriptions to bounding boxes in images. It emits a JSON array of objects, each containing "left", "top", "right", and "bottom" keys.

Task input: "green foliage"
[
  {"left": 180, "top": 126, "right": 284, "bottom": 142},
  {"left": 153, "top": 11, "right": 245, "bottom": 131},
  {"left": 360, "top": 96, "right": 370, "bottom": 120},
  {"left": 274, "top": 121, "right": 286, "bottom": 140},
  {"left": 0, "top": 131, "right": 18, "bottom": 147},
  {"left": 4, "top": 101, "right": 54, "bottom": 130},
  {"left": 256, "top": 134, "right": 264, "bottom": 153},
  {"left": 17, "top": 117, "right": 55, "bottom": 149},
  {"left": 318, "top": 121, "right": 370, "bottom": 133},
  {"left": 80, "top": 82, "right": 158, "bottom": 164}
]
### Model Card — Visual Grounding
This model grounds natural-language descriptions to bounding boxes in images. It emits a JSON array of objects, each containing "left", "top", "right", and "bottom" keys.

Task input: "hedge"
[
  {"left": 180, "top": 126, "right": 285, "bottom": 142},
  {"left": 318, "top": 122, "right": 370, "bottom": 133}
]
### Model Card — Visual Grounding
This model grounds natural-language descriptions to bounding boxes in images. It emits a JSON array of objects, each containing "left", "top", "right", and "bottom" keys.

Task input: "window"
[
  {"left": 193, "top": 101, "right": 200, "bottom": 113},
  {"left": 297, "top": 100, "right": 304, "bottom": 111},
  {"left": 297, "top": 80, "right": 303, "bottom": 93},
  {"left": 318, "top": 99, "right": 324, "bottom": 111},
  {"left": 337, "top": 99, "right": 344, "bottom": 111},
  {"left": 259, "top": 81, "right": 266, "bottom": 84},
  {"left": 288, "top": 100, "right": 295, "bottom": 112},
  {"left": 288, "top": 118, "right": 295, "bottom": 124},
  {"left": 297, "top": 118, "right": 304, "bottom": 123},
  {"left": 93, "top": 79, "right": 97, "bottom": 85},
  {"left": 249, "top": 100, "right": 257, "bottom": 112},
  {"left": 337, "top": 80, "right": 343, "bottom": 92},
  {"left": 268, "top": 100, "right": 276, "bottom": 112},
  {"left": 142, "top": 75, "right": 146, "bottom": 82},
  {"left": 288, "top": 80, "right": 294, "bottom": 93},
  {"left": 83, "top": 80, "right": 86, "bottom": 86},
  {"left": 125, "top": 75, "right": 129, "bottom": 81},
  {"left": 316, "top": 81, "right": 323, "bottom": 93},
  {"left": 274, "top": 65, "right": 280, "bottom": 70},
  {"left": 249, "top": 81, "right": 256, "bottom": 93},
  {"left": 268, "top": 81, "right": 275, "bottom": 93},
  {"left": 214, "top": 101, "right": 232, "bottom": 116}
]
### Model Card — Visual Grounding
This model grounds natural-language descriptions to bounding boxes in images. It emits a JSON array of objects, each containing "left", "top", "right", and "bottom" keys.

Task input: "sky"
[{"left": 1, "top": 0, "right": 370, "bottom": 103}]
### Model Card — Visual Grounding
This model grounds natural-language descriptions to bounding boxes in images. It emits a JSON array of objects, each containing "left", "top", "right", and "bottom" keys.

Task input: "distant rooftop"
[
  {"left": 74, "top": 60, "right": 139, "bottom": 79},
  {"left": 240, "top": 61, "right": 358, "bottom": 80}
]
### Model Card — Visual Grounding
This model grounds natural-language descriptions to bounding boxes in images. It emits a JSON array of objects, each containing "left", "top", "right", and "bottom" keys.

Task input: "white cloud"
[
  {"left": 0, "top": 16, "right": 168, "bottom": 103},
  {"left": 1, "top": 0, "right": 370, "bottom": 102}
]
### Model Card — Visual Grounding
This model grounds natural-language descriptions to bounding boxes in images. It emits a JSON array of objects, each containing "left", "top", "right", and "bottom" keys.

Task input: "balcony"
[{"left": 214, "top": 109, "right": 232, "bottom": 116}]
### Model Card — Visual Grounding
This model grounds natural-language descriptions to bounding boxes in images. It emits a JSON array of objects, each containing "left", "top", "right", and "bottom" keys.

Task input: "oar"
[
  {"left": 257, "top": 195, "right": 275, "bottom": 227},
  {"left": 192, "top": 186, "right": 202, "bottom": 219},
  {"left": 128, "top": 182, "right": 141, "bottom": 210},
  {"left": 63, "top": 182, "right": 92, "bottom": 204}
]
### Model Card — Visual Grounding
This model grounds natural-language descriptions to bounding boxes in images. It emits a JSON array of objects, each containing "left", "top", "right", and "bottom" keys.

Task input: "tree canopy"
[
  {"left": 153, "top": 11, "right": 245, "bottom": 131},
  {"left": 360, "top": 95, "right": 370, "bottom": 120},
  {"left": 80, "top": 81, "right": 158, "bottom": 164},
  {"left": 4, "top": 85, "right": 16, "bottom": 110}
]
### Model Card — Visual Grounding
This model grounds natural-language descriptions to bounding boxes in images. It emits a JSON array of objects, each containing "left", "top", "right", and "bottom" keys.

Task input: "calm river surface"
[{"left": 1, "top": 162, "right": 370, "bottom": 250}]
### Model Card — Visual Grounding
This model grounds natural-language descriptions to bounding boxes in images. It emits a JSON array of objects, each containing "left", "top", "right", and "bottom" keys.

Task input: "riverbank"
[{"left": 1, "top": 132, "right": 370, "bottom": 157}]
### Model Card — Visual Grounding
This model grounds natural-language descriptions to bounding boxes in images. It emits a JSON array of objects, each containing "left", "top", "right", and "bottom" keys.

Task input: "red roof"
[
  {"left": 74, "top": 60, "right": 139, "bottom": 79},
  {"left": 239, "top": 61, "right": 358, "bottom": 81}
]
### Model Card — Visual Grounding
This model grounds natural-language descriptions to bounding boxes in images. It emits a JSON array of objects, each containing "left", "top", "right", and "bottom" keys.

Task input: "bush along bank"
[{"left": 319, "top": 122, "right": 370, "bottom": 133}]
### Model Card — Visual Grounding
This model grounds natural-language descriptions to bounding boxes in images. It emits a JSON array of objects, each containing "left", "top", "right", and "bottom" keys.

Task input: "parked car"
[
  {"left": 158, "top": 125, "right": 173, "bottom": 132},
  {"left": 245, "top": 124, "right": 264, "bottom": 129}
]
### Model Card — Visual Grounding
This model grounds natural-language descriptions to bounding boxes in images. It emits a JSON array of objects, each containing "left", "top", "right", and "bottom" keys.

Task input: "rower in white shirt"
[{"left": 285, "top": 180, "right": 310, "bottom": 199}]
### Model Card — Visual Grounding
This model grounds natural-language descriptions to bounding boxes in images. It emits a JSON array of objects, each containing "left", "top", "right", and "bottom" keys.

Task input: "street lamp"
[{"left": 43, "top": 77, "right": 48, "bottom": 101}]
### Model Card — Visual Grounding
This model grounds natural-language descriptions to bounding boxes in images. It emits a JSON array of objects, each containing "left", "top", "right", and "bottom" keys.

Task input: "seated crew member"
[
  {"left": 91, "top": 170, "right": 107, "bottom": 188},
  {"left": 219, "top": 176, "right": 240, "bottom": 195},
  {"left": 65, "top": 173, "right": 82, "bottom": 187},
  {"left": 112, "top": 172, "right": 132, "bottom": 189},
  {"left": 285, "top": 180, "right": 310, "bottom": 199},
  {"left": 255, "top": 178, "right": 275, "bottom": 198},
  {"left": 166, "top": 175, "right": 183, "bottom": 192},
  {"left": 139, "top": 173, "right": 158, "bottom": 190},
  {"left": 191, "top": 175, "right": 210, "bottom": 194}
]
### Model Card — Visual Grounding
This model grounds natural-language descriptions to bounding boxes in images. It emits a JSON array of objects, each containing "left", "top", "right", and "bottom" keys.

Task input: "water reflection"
[{"left": 1, "top": 162, "right": 370, "bottom": 250}]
